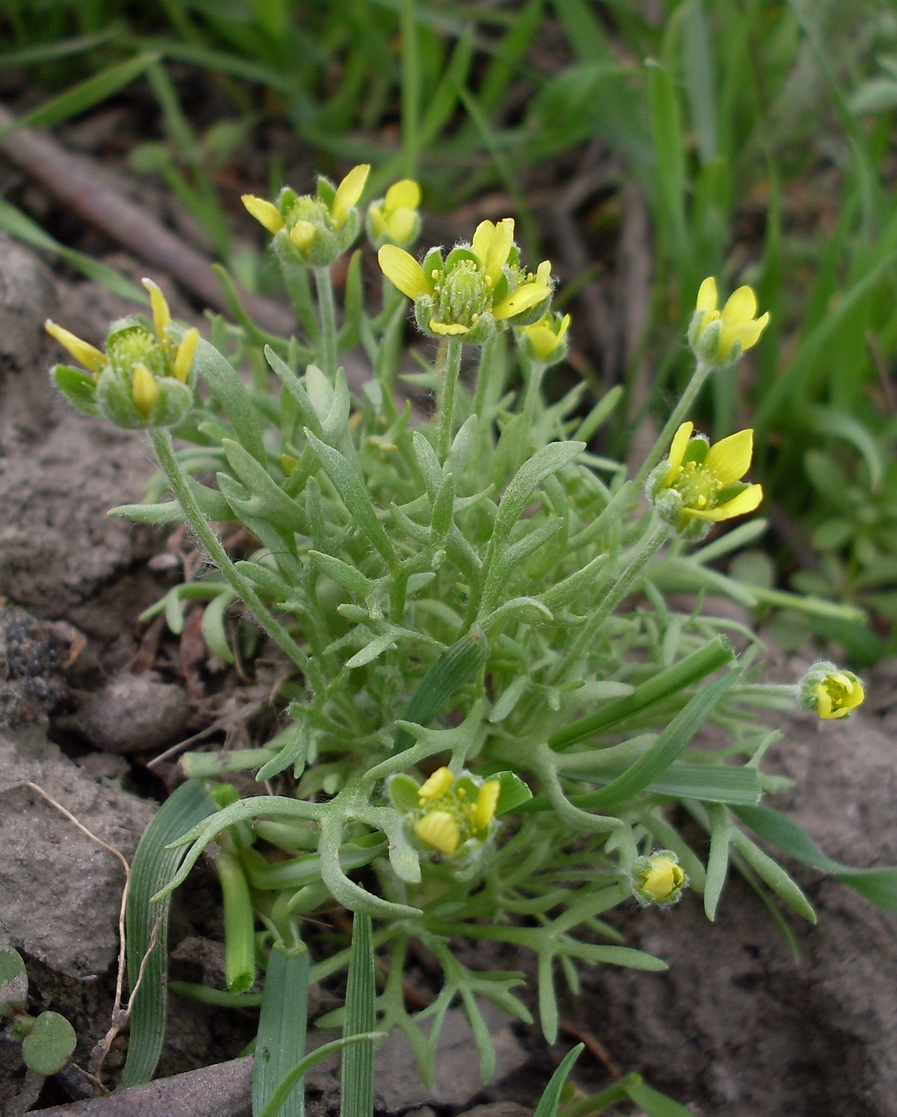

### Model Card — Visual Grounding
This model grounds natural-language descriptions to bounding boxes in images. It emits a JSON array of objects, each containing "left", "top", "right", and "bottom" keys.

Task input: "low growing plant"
[{"left": 46, "top": 166, "right": 897, "bottom": 1116}]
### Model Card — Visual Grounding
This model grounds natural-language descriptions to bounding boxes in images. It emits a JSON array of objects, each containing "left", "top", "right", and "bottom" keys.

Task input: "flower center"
[
  {"left": 673, "top": 461, "right": 722, "bottom": 511},
  {"left": 433, "top": 259, "right": 489, "bottom": 327}
]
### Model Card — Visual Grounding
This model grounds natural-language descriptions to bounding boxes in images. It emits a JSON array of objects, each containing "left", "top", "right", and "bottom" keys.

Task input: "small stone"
[{"left": 71, "top": 671, "right": 191, "bottom": 754}]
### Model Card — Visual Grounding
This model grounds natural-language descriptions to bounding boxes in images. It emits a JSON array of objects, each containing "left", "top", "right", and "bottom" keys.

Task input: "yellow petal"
[
  {"left": 470, "top": 780, "right": 500, "bottom": 831},
  {"left": 414, "top": 810, "right": 459, "bottom": 854},
  {"left": 174, "top": 327, "right": 199, "bottom": 382},
  {"left": 696, "top": 276, "right": 718, "bottom": 312},
  {"left": 734, "top": 310, "right": 770, "bottom": 352},
  {"left": 483, "top": 218, "right": 515, "bottom": 285},
  {"left": 331, "top": 163, "right": 370, "bottom": 229},
  {"left": 705, "top": 428, "right": 753, "bottom": 485},
  {"left": 44, "top": 320, "right": 106, "bottom": 372},
  {"left": 471, "top": 221, "right": 496, "bottom": 269},
  {"left": 241, "top": 194, "right": 285, "bottom": 235},
  {"left": 666, "top": 422, "right": 694, "bottom": 475},
  {"left": 722, "top": 285, "right": 757, "bottom": 325},
  {"left": 429, "top": 320, "right": 470, "bottom": 337},
  {"left": 290, "top": 221, "right": 316, "bottom": 253},
  {"left": 493, "top": 282, "right": 550, "bottom": 321},
  {"left": 694, "top": 483, "right": 763, "bottom": 522},
  {"left": 378, "top": 245, "right": 433, "bottom": 299},
  {"left": 131, "top": 362, "right": 158, "bottom": 417},
  {"left": 812, "top": 683, "right": 834, "bottom": 718},
  {"left": 524, "top": 324, "right": 561, "bottom": 360},
  {"left": 386, "top": 207, "right": 418, "bottom": 245},
  {"left": 384, "top": 179, "right": 421, "bottom": 213},
  {"left": 558, "top": 313, "right": 571, "bottom": 340},
  {"left": 142, "top": 277, "right": 171, "bottom": 341},
  {"left": 418, "top": 766, "right": 453, "bottom": 802},
  {"left": 536, "top": 260, "right": 552, "bottom": 286}
]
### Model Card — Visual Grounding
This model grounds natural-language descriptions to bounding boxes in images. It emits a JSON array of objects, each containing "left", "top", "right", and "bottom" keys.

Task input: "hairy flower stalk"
[{"left": 636, "top": 277, "right": 769, "bottom": 484}]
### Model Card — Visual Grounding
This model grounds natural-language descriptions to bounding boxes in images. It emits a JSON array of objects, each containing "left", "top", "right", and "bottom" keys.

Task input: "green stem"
[
  {"left": 212, "top": 849, "right": 256, "bottom": 993},
  {"left": 470, "top": 332, "right": 497, "bottom": 421},
  {"left": 436, "top": 337, "right": 463, "bottom": 463},
  {"left": 314, "top": 265, "right": 338, "bottom": 380},
  {"left": 634, "top": 358, "right": 713, "bottom": 487},
  {"left": 148, "top": 429, "right": 306, "bottom": 669},
  {"left": 558, "top": 522, "right": 671, "bottom": 678}
]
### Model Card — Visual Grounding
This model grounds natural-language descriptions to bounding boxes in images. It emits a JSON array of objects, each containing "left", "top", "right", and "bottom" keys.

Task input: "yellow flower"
[
  {"left": 689, "top": 276, "right": 769, "bottom": 366},
  {"left": 47, "top": 278, "right": 199, "bottom": 430},
  {"left": 397, "top": 766, "right": 502, "bottom": 856},
  {"left": 378, "top": 218, "right": 553, "bottom": 343},
  {"left": 649, "top": 421, "right": 762, "bottom": 539},
  {"left": 520, "top": 311, "right": 571, "bottom": 364},
  {"left": 630, "top": 851, "right": 687, "bottom": 907},
  {"left": 243, "top": 165, "right": 370, "bottom": 266},
  {"left": 367, "top": 179, "right": 422, "bottom": 248},
  {"left": 800, "top": 662, "right": 865, "bottom": 720}
]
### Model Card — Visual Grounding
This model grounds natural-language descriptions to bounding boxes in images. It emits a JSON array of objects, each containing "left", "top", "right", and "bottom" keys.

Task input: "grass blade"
[
  {"left": 341, "top": 914, "right": 375, "bottom": 1117},
  {"left": 253, "top": 939, "right": 309, "bottom": 1117},
  {"left": 120, "top": 780, "right": 218, "bottom": 1088}
]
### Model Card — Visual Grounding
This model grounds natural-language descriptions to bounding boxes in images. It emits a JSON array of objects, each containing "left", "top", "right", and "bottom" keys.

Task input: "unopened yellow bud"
[
  {"left": 631, "top": 850, "right": 687, "bottom": 907},
  {"left": 131, "top": 362, "right": 158, "bottom": 417}
]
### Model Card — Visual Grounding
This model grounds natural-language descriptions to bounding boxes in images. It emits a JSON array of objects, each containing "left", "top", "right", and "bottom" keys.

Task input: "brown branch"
[{"left": 0, "top": 101, "right": 294, "bottom": 337}]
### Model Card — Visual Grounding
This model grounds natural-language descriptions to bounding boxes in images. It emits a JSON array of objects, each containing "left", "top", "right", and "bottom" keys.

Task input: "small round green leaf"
[
  {"left": 21, "top": 1011, "right": 76, "bottom": 1075},
  {"left": 0, "top": 949, "right": 28, "bottom": 1015}
]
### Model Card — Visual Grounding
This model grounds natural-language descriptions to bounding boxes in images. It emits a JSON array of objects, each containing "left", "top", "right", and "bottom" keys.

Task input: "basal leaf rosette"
[
  {"left": 647, "top": 421, "right": 763, "bottom": 542},
  {"left": 378, "top": 218, "right": 554, "bottom": 344},
  {"left": 688, "top": 276, "right": 770, "bottom": 368},
  {"left": 389, "top": 766, "right": 501, "bottom": 859},
  {"left": 243, "top": 164, "right": 369, "bottom": 267},
  {"left": 46, "top": 278, "right": 198, "bottom": 430}
]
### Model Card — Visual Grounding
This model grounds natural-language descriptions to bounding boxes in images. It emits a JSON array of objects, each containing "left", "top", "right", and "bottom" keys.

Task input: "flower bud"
[
  {"left": 799, "top": 661, "right": 865, "bottom": 719},
  {"left": 47, "top": 279, "right": 198, "bottom": 430},
  {"left": 630, "top": 851, "right": 687, "bottom": 907}
]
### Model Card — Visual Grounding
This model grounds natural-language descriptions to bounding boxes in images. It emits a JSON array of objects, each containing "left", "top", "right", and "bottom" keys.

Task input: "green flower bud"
[
  {"left": 47, "top": 279, "right": 199, "bottom": 430},
  {"left": 798, "top": 661, "right": 865, "bottom": 720},
  {"left": 630, "top": 850, "right": 687, "bottom": 907}
]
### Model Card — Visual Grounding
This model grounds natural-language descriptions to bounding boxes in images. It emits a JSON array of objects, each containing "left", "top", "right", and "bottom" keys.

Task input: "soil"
[{"left": 1, "top": 111, "right": 897, "bottom": 1117}]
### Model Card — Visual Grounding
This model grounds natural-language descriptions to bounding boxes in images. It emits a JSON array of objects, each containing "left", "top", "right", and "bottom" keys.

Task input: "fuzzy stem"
[
  {"left": 436, "top": 337, "right": 463, "bottom": 463},
  {"left": 634, "top": 358, "right": 713, "bottom": 486},
  {"left": 560, "top": 521, "right": 671, "bottom": 677},
  {"left": 314, "top": 265, "right": 338, "bottom": 381},
  {"left": 470, "top": 332, "right": 497, "bottom": 422},
  {"left": 148, "top": 428, "right": 306, "bottom": 669}
]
